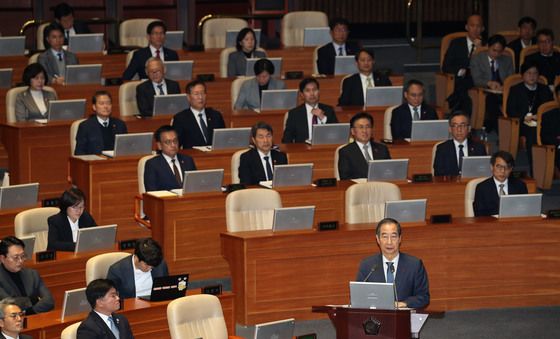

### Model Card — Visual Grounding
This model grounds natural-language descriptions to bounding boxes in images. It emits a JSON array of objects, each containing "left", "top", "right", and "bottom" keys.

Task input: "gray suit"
[
  {"left": 0, "top": 265, "right": 54, "bottom": 314},
  {"left": 15, "top": 88, "right": 57, "bottom": 121},
  {"left": 470, "top": 52, "right": 513, "bottom": 88},
  {"left": 234, "top": 77, "right": 286, "bottom": 110},
  {"left": 227, "top": 50, "right": 266, "bottom": 77},
  {"left": 37, "top": 49, "right": 79, "bottom": 81}
]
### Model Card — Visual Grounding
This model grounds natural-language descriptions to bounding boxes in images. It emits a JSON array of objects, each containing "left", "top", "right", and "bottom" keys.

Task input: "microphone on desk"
[
  {"left": 362, "top": 265, "right": 378, "bottom": 282},
  {"left": 389, "top": 264, "right": 399, "bottom": 309}
]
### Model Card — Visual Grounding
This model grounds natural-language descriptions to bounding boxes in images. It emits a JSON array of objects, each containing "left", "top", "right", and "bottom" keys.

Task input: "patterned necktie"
[
  {"left": 263, "top": 156, "right": 273, "bottom": 180},
  {"left": 386, "top": 262, "right": 395, "bottom": 283},
  {"left": 155, "top": 49, "right": 161, "bottom": 59},
  {"left": 413, "top": 106, "right": 420, "bottom": 121},
  {"left": 157, "top": 83, "right": 164, "bottom": 95},
  {"left": 469, "top": 43, "right": 476, "bottom": 58},
  {"left": 366, "top": 77, "right": 373, "bottom": 88},
  {"left": 103, "top": 121, "right": 108, "bottom": 128},
  {"left": 198, "top": 113, "right": 210, "bottom": 142},
  {"left": 458, "top": 144, "right": 465, "bottom": 171},
  {"left": 338, "top": 47, "right": 343, "bottom": 56},
  {"left": 171, "top": 159, "right": 182, "bottom": 185},
  {"left": 57, "top": 52, "right": 63, "bottom": 61},
  {"left": 108, "top": 316, "right": 120, "bottom": 339},
  {"left": 363, "top": 144, "right": 372, "bottom": 161},
  {"left": 499, "top": 183, "right": 506, "bottom": 195}
]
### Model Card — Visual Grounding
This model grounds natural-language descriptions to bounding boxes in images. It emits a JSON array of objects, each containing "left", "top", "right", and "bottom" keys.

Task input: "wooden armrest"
[
  {"left": 229, "top": 336, "right": 246, "bottom": 339},
  {"left": 134, "top": 194, "right": 151, "bottom": 229},
  {"left": 497, "top": 117, "right": 520, "bottom": 157},
  {"left": 435, "top": 72, "right": 455, "bottom": 111},
  {"left": 469, "top": 87, "right": 487, "bottom": 130},
  {"left": 532, "top": 144, "right": 556, "bottom": 189}
]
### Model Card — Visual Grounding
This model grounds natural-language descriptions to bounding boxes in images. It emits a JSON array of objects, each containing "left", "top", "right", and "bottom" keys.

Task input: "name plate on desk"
[
  {"left": 412, "top": 173, "right": 433, "bottom": 183},
  {"left": 430, "top": 214, "right": 452, "bottom": 224},
  {"left": 36, "top": 250, "right": 56, "bottom": 262},
  {"left": 547, "top": 209, "right": 560, "bottom": 219},
  {"left": 314, "top": 178, "right": 337, "bottom": 187},
  {"left": 318, "top": 221, "right": 338, "bottom": 231},
  {"left": 202, "top": 284, "right": 222, "bottom": 295},
  {"left": 197, "top": 74, "right": 215, "bottom": 82},
  {"left": 119, "top": 239, "right": 137, "bottom": 250}
]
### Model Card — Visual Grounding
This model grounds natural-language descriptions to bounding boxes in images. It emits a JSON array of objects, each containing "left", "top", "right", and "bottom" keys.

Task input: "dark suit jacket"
[
  {"left": 507, "top": 37, "right": 537, "bottom": 72},
  {"left": 172, "top": 108, "right": 225, "bottom": 149},
  {"left": 77, "top": 311, "right": 134, "bottom": 339},
  {"left": 442, "top": 37, "right": 471, "bottom": 75},
  {"left": 135, "top": 78, "right": 181, "bottom": 117},
  {"left": 281, "top": 103, "right": 338, "bottom": 143},
  {"left": 0, "top": 265, "right": 54, "bottom": 314},
  {"left": 37, "top": 49, "right": 79, "bottom": 80},
  {"left": 316, "top": 41, "right": 360, "bottom": 75},
  {"left": 390, "top": 103, "right": 438, "bottom": 140},
  {"left": 473, "top": 176, "right": 529, "bottom": 216},
  {"left": 122, "top": 46, "right": 179, "bottom": 80},
  {"left": 338, "top": 72, "right": 392, "bottom": 106},
  {"left": 74, "top": 115, "right": 128, "bottom": 155},
  {"left": 338, "top": 141, "right": 391, "bottom": 180},
  {"left": 106, "top": 256, "right": 169, "bottom": 299},
  {"left": 238, "top": 148, "right": 288, "bottom": 185},
  {"left": 356, "top": 252, "right": 430, "bottom": 309},
  {"left": 47, "top": 210, "right": 97, "bottom": 252},
  {"left": 433, "top": 139, "right": 487, "bottom": 176},
  {"left": 0, "top": 332, "right": 32, "bottom": 339},
  {"left": 143, "top": 153, "right": 196, "bottom": 191},
  {"left": 524, "top": 51, "right": 560, "bottom": 85},
  {"left": 506, "top": 82, "right": 553, "bottom": 119}
]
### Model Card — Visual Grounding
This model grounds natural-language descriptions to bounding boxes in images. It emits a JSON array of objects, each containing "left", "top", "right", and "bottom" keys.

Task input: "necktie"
[
  {"left": 155, "top": 49, "right": 161, "bottom": 59},
  {"left": 366, "top": 77, "right": 373, "bottom": 88},
  {"left": 263, "top": 156, "right": 273, "bottom": 180},
  {"left": 458, "top": 144, "right": 465, "bottom": 171},
  {"left": 469, "top": 44, "right": 476, "bottom": 58},
  {"left": 157, "top": 83, "right": 164, "bottom": 95},
  {"left": 171, "top": 159, "right": 182, "bottom": 185},
  {"left": 65, "top": 30, "right": 69, "bottom": 40},
  {"left": 499, "top": 183, "right": 506, "bottom": 195},
  {"left": 338, "top": 47, "right": 343, "bottom": 56},
  {"left": 386, "top": 262, "right": 395, "bottom": 283},
  {"left": 363, "top": 144, "right": 372, "bottom": 161},
  {"left": 491, "top": 60, "right": 498, "bottom": 81},
  {"left": 312, "top": 107, "right": 318, "bottom": 125},
  {"left": 57, "top": 52, "right": 63, "bottom": 61},
  {"left": 413, "top": 106, "right": 420, "bottom": 121},
  {"left": 198, "top": 113, "right": 210, "bottom": 142},
  {"left": 103, "top": 121, "right": 108, "bottom": 128},
  {"left": 108, "top": 316, "right": 120, "bottom": 339}
]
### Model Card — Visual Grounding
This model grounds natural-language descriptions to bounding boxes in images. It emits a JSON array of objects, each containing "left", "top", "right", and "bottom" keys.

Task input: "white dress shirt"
[
  {"left": 162, "top": 153, "right": 183, "bottom": 182},
  {"left": 67, "top": 216, "right": 80, "bottom": 242},
  {"left": 359, "top": 73, "right": 375, "bottom": 104},
  {"left": 94, "top": 310, "right": 115, "bottom": 332},
  {"left": 306, "top": 103, "right": 327, "bottom": 140},
  {"left": 408, "top": 103, "right": 422, "bottom": 120},
  {"left": 149, "top": 45, "right": 165, "bottom": 61},
  {"left": 30, "top": 89, "right": 47, "bottom": 115},
  {"left": 332, "top": 42, "right": 346, "bottom": 56},
  {"left": 493, "top": 177, "right": 509, "bottom": 195},
  {"left": 257, "top": 149, "right": 273, "bottom": 180},
  {"left": 132, "top": 255, "right": 153, "bottom": 297},
  {"left": 356, "top": 140, "right": 373, "bottom": 161},
  {"left": 152, "top": 80, "right": 168, "bottom": 95},
  {"left": 96, "top": 115, "right": 109, "bottom": 126},
  {"left": 453, "top": 139, "right": 469, "bottom": 165},
  {"left": 382, "top": 254, "right": 400, "bottom": 282},
  {"left": 190, "top": 108, "right": 207, "bottom": 136}
]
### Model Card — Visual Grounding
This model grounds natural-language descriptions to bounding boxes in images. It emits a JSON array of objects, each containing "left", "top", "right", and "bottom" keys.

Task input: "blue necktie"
[
  {"left": 108, "top": 316, "right": 120, "bottom": 339},
  {"left": 264, "top": 156, "right": 273, "bottom": 180},
  {"left": 386, "top": 262, "right": 395, "bottom": 283}
]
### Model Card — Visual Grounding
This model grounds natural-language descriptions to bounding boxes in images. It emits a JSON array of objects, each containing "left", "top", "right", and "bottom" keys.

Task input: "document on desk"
[
  {"left": 72, "top": 155, "right": 107, "bottom": 161},
  {"left": 192, "top": 146, "right": 212, "bottom": 152},
  {"left": 147, "top": 190, "right": 179, "bottom": 197}
]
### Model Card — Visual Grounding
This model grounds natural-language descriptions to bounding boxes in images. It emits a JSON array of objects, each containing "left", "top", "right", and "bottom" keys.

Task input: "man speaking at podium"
[{"left": 356, "top": 218, "right": 430, "bottom": 309}]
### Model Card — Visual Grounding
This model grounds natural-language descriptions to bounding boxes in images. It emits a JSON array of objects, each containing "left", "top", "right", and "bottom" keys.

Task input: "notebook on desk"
[
  {"left": 246, "top": 57, "right": 282, "bottom": 77},
  {"left": 61, "top": 287, "right": 90, "bottom": 321},
  {"left": 68, "top": 33, "right": 104, "bottom": 53},
  {"left": 303, "top": 27, "right": 331, "bottom": 46},
  {"left": 498, "top": 193, "right": 542, "bottom": 218},
  {"left": 349, "top": 281, "right": 396, "bottom": 309},
  {"left": 253, "top": 318, "right": 295, "bottom": 339},
  {"left": 0, "top": 68, "right": 13, "bottom": 88},
  {"left": 74, "top": 224, "right": 117, "bottom": 254},
  {"left": 163, "top": 60, "right": 193, "bottom": 81},
  {"left": 211, "top": 127, "right": 251, "bottom": 150},
  {"left": 164, "top": 31, "right": 184, "bottom": 50},
  {"left": 365, "top": 86, "right": 403, "bottom": 107},
  {"left": 46, "top": 99, "right": 86, "bottom": 121},
  {"left": 138, "top": 274, "right": 189, "bottom": 302},
  {"left": 410, "top": 120, "right": 449, "bottom": 141},
  {"left": 367, "top": 159, "right": 409, "bottom": 181},
  {"left": 0, "top": 183, "right": 39, "bottom": 210},
  {"left": 65, "top": 64, "right": 102, "bottom": 85},
  {"left": 272, "top": 206, "right": 315, "bottom": 232},
  {"left": 0, "top": 36, "right": 25, "bottom": 56},
  {"left": 260, "top": 89, "right": 298, "bottom": 111},
  {"left": 334, "top": 56, "right": 358, "bottom": 75},
  {"left": 310, "top": 123, "right": 350, "bottom": 145},
  {"left": 153, "top": 93, "right": 189, "bottom": 116},
  {"left": 461, "top": 156, "right": 491, "bottom": 178},
  {"left": 102, "top": 133, "right": 153, "bottom": 157},
  {"left": 384, "top": 199, "right": 427, "bottom": 223}
]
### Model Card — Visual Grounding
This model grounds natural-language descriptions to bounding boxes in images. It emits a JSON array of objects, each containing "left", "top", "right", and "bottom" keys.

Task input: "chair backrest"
[
  {"left": 440, "top": 32, "right": 467, "bottom": 71},
  {"left": 167, "top": 294, "right": 229, "bottom": 339},
  {"left": 6, "top": 86, "right": 57, "bottom": 123},
  {"left": 70, "top": 118, "right": 86, "bottom": 155},
  {"left": 313, "top": 46, "right": 320, "bottom": 74},
  {"left": 220, "top": 47, "right": 237, "bottom": 78},
  {"left": 203, "top": 18, "right": 247, "bottom": 49},
  {"left": 14, "top": 207, "right": 60, "bottom": 252},
  {"left": 333, "top": 144, "right": 347, "bottom": 180},
  {"left": 464, "top": 177, "right": 487, "bottom": 217},
  {"left": 36, "top": 22, "right": 51, "bottom": 50},
  {"left": 125, "top": 49, "right": 138, "bottom": 68},
  {"left": 85, "top": 252, "right": 132, "bottom": 284},
  {"left": 225, "top": 188, "right": 282, "bottom": 232},
  {"left": 231, "top": 76, "right": 252, "bottom": 109},
  {"left": 519, "top": 45, "right": 560, "bottom": 67},
  {"left": 28, "top": 52, "right": 40, "bottom": 64},
  {"left": 383, "top": 105, "right": 399, "bottom": 141},
  {"left": 60, "top": 321, "right": 81, "bottom": 339},
  {"left": 138, "top": 154, "right": 157, "bottom": 194},
  {"left": 119, "top": 80, "right": 144, "bottom": 117},
  {"left": 497, "top": 30, "right": 520, "bottom": 44},
  {"left": 431, "top": 140, "right": 446, "bottom": 175},
  {"left": 536, "top": 100, "right": 559, "bottom": 145},
  {"left": 119, "top": 18, "right": 159, "bottom": 47},
  {"left": 281, "top": 11, "right": 328, "bottom": 47},
  {"left": 230, "top": 148, "right": 250, "bottom": 184},
  {"left": 502, "top": 73, "right": 548, "bottom": 116},
  {"left": 345, "top": 182, "right": 401, "bottom": 224},
  {"left": 339, "top": 74, "right": 352, "bottom": 94}
]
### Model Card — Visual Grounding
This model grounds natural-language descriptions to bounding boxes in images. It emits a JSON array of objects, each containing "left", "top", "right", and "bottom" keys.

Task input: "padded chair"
[
  {"left": 519, "top": 45, "right": 560, "bottom": 68},
  {"left": 202, "top": 18, "right": 247, "bottom": 49},
  {"left": 333, "top": 144, "right": 347, "bottom": 180},
  {"left": 125, "top": 49, "right": 138, "bottom": 68},
  {"left": 219, "top": 47, "right": 266, "bottom": 78},
  {"left": 225, "top": 188, "right": 282, "bottom": 232},
  {"left": 383, "top": 105, "right": 399, "bottom": 141},
  {"left": 36, "top": 22, "right": 51, "bottom": 50},
  {"left": 85, "top": 252, "right": 131, "bottom": 284},
  {"left": 14, "top": 207, "right": 60, "bottom": 252},
  {"left": 6, "top": 86, "right": 57, "bottom": 123},
  {"left": 60, "top": 321, "right": 81, "bottom": 339},
  {"left": 70, "top": 118, "right": 86, "bottom": 155},
  {"left": 431, "top": 140, "right": 446, "bottom": 175},
  {"left": 345, "top": 182, "right": 401, "bottom": 224},
  {"left": 435, "top": 32, "right": 467, "bottom": 111},
  {"left": 28, "top": 52, "right": 40, "bottom": 64},
  {"left": 497, "top": 30, "right": 519, "bottom": 44},
  {"left": 134, "top": 154, "right": 157, "bottom": 226},
  {"left": 532, "top": 100, "right": 559, "bottom": 189},
  {"left": 339, "top": 74, "right": 352, "bottom": 94},
  {"left": 281, "top": 11, "right": 328, "bottom": 47},
  {"left": 464, "top": 177, "right": 486, "bottom": 217},
  {"left": 313, "top": 46, "right": 320, "bottom": 74},
  {"left": 230, "top": 76, "right": 252, "bottom": 109},
  {"left": 119, "top": 80, "right": 144, "bottom": 117},
  {"left": 119, "top": 18, "right": 159, "bottom": 47},
  {"left": 230, "top": 148, "right": 250, "bottom": 184}
]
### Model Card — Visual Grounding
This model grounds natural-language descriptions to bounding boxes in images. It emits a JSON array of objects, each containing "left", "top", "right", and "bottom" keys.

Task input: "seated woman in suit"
[
  {"left": 227, "top": 28, "right": 266, "bottom": 77},
  {"left": 15, "top": 63, "right": 57, "bottom": 121},
  {"left": 234, "top": 58, "right": 286, "bottom": 111},
  {"left": 47, "top": 187, "right": 96, "bottom": 251}
]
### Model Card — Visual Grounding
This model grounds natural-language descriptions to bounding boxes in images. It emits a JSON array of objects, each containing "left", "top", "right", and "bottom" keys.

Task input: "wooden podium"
[{"left": 313, "top": 306, "right": 410, "bottom": 339}]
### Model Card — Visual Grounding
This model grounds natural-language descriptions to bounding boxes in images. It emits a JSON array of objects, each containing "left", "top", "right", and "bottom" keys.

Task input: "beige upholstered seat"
[
  {"left": 119, "top": 18, "right": 159, "bottom": 47},
  {"left": 225, "top": 188, "right": 282, "bottom": 232},
  {"left": 60, "top": 321, "right": 81, "bottom": 339},
  {"left": 281, "top": 11, "right": 328, "bottom": 47},
  {"left": 6, "top": 86, "right": 57, "bottom": 123},
  {"left": 464, "top": 177, "right": 487, "bottom": 217},
  {"left": 134, "top": 154, "right": 157, "bottom": 222},
  {"left": 435, "top": 31, "right": 468, "bottom": 111},
  {"left": 138, "top": 154, "right": 157, "bottom": 194},
  {"left": 85, "top": 252, "right": 131, "bottom": 284},
  {"left": 333, "top": 144, "right": 348, "bottom": 180},
  {"left": 119, "top": 80, "right": 144, "bottom": 117},
  {"left": 14, "top": 207, "right": 60, "bottom": 252},
  {"left": 70, "top": 118, "right": 86, "bottom": 155},
  {"left": 431, "top": 140, "right": 446, "bottom": 175},
  {"left": 202, "top": 18, "right": 247, "bottom": 49},
  {"left": 345, "top": 182, "right": 401, "bottom": 224},
  {"left": 28, "top": 52, "right": 40, "bottom": 64},
  {"left": 230, "top": 76, "right": 252, "bottom": 109},
  {"left": 383, "top": 105, "right": 399, "bottom": 141},
  {"left": 339, "top": 74, "right": 352, "bottom": 94},
  {"left": 220, "top": 47, "right": 266, "bottom": 78},
  {"left": 230, "top": 149, "right": 250, "bottom": 184},
  {"left": 313, "top": 46, "right": 320, "bottom": 74},
  {"left": 36, "top": 22, "right": 51, "bottom": 50}
]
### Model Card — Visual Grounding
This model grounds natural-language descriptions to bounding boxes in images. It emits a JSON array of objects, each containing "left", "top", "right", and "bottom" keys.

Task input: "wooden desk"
[
  {"left": 221, "top": 218, "right": 560, "bottom": 325},
  {"left": 0, "top": 206, "right": 36, "bottom": 238}
]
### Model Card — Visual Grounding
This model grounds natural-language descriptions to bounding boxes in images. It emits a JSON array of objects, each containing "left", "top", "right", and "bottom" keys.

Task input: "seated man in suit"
[
  {"left": 0, "top": 298, "right": 32, "bottom": 339},
  {"left": 390, "top": 79, "right": 438, "bottom": 140},
  {"left": 473, "top": 151, "right": 528, "bottom": 217},
  {"left": 316, "top": 17, "right": 360, "bottom": 75},
  {"left": 77, "top": 279, "right": 134, "bottom": 338},
  {"left": 122, "top": 20, "right": 179, "bottom": 80},
  {"left": 433, "top": 111, "right": 486, "bottom": 176},
  {"left": 282, "top": 77, "right": 338, "bottom": 143},
  {"left": 356, "top": 218, "right": 430, "bottom": 309},
  {"left": 0, "top": 236, "right": 54, "bottom": 315},
  {"left": 541, "top": 84, "right": 560, "bottom": 173},
  {"left": 144, "top": 125, "right": 196, "bottom": 191},
  {"left": 172, "top": 80, "right": 225, "bottom": 149},
  {"left": 338, "top": 112, "right": 391, "bottom": 180},
  {"left": 507, "top": 16, "right": 537, "bottom": 72},
  {"left": 338, "top": 49, "right": 392, "bottom": 107},
  {"left": 46, "top": 2, "right": 91, "bottom": 47},
  {"left": 38, "top": 22, "right": 79, "bottom": 85},
  {"left": 136, "top": 57, "right": 181, "bottom": 117},
  {"left": 107, "top": 238, "right": 169, "bottom": 299},
  {"left": 525, "top": 28, "right": 560, "bottom": 85},
  {"left": 75, "top": 90, "right": 128, "bottom": 155},
  {"left": 239, "top": 122, "right": 288, "bottom": 185}
]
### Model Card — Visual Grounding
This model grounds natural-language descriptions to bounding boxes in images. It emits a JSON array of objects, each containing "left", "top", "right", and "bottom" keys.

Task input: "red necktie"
[{"left": 155, "top": 49, "right": 161, "bottom": 59}]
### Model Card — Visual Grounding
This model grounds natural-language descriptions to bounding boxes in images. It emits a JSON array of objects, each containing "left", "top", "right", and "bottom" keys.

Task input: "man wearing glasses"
[
  {"left": 0, "top": 236, "right": 54, "bottom": 315},
  {"left": 433, "top": 111, "right": 486, "bottom": 176},
  {"left": 0, "top": 298, "right": 31, "bottom": 339}
]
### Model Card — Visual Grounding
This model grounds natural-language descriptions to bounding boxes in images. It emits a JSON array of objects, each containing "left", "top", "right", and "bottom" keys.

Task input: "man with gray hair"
[
  {"left": 135, "top": 57, "right": 181, "bottom": 117},
  {"left": 0, "top": 298, "right": 32, "bottom": 339}
]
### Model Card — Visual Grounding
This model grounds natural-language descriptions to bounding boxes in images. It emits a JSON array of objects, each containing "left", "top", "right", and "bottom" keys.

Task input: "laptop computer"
[
  {"left": 365, "top": 86, "right": 403, "bottom": 107},
  {"left": 211, "top": 127, "right": 251, "bottom": 150},
  {"left": 349, "top": 281, "right": 396, "bottom": 309},
  {"left": 272, "top": 206, "right": 315, "bottom": 232},
  {"left": 102, "top": 133, "right": 153, "bottom": 157},
  {"left": 164, "top": 31, "right": 184, "bottom": 50},
  {"left": 0, "top": 68, "right": 13, "bottom": 88},
  {"left": 152, "top": 93, "right": 189, "bottom": 116},
  {"left": 367, "top": 159, "right": 409, "bottom": 181},
  {"left": 303, "top": 27, "right": 331, "bottom": 46},
  {"left": 61, "top": 287, "right": 90, "bottom": 321},
  {"left": 334, "top": 56, "right": 358, "bottom": 75},
  {"left": 271, "top": 164, "right": 313, "bottom": 188},
  {"left": 0, "top": 183, "right": 39, "bottom": 210},
  {"left": 74, "top": 224, "right": 117, "bottom": 254},
  {"left": 461, "top": 156, "right": 492, "bottom": 178},
  {"left": 410, "top": 120, "right": 449, "bottom": 141},
  {"left": 0, "top": 36, "right": 25, "bottom": 56},
  {"left": 311, "top": 123, "right": 350, "bottom": 145},
  {"left": 246, "top": 57, "right": 282, "bottom": 77},
  {"left": 138, "top": 274, "right": 189, "bottom": 302},
  {"left": 19, "top": 235, "right": 35, "bottom": 257},
  {"left": 384, "top": 199, "right": 427, "bottom": 223},
  {"left": 254, "top": 318, "right": 295, "bottom": 339},
  {"left": 226, "top": 29, "right": 261, "bottom": 48},
  {"left": 260, "top": 89, "right": 298, "bottom": 111},
  {"left": 65, "top": 64, "right": 102, "bottom": 85},
  {"left": 163, "top": 60, "right": 193, "bottom": 81},
  {"left": 498, "top": 193, "right": 542, "bottom": 218},
  {"left": 182, "top": 169, "right": 224, "bottom": 193},
  {"left": 47, "top": 99, "right": 86, "bottom": 121},
  {"left": 68, "top": 33, "right": 104, "bottom": 53}
]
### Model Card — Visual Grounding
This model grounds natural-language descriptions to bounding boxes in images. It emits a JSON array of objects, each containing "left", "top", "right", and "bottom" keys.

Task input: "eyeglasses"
[
  {"left": 162, "top": 139, "right": 179, "bottom": 146},
  {"left": 450, "top": 123, "right": 469, "bottom": 129},
  {"left": 494, "top": 164, "right": 512, "bottom": 171},
  {"left": 6, "top": 254, "right": 27, "bottom": 262}
]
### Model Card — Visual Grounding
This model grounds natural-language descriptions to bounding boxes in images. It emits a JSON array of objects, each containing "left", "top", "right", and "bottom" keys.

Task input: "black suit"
[
  {"left": 442, "top": 37, "right": 475, "bottom": 113},
  {"left": 507, "top": 37, "right": 537, "bottom": 72},
  {"left": 238, "top": 148, "right": 288, "bottom": 185},
  {"left": 316, "top": 41, "right": 360, "bottom": 75},
  {"left": 338, "top": 141, "right": 391, "bottom": 180},
  {"left": 75, "top": 116, "right": 128, "bottom": 155},
  {"left": 143, "top": 153, "right": 196, "bottom": 191},
  {"left": 122, "top": 46, "right": 179, "bottom": 80},
  {"left": 281, "top": 103, "right": 338, "bottom": 143},
  {"left": 390, "top": 103, "right": 438, "bottom": 140},
  {"left": 541, "top": 107, "right": 560, "bottom": 168},
  {"left": 338, "top": 72, "right": 392, "bottom": 106},
  {"left": 433, "top": 139, "right": 486, "bottom": 176},
  {"left": 473, "top": 177, "right": 528, "bottom": 216},
  {"left": 524, "top": 51, "right": 560, "bottom": 85},
  {"left": 106, "top": 256, "right": 169, "bottom": 299},
  {"left": 136, "top": 79, "right": 181, "bottom": 117},
  {"left": 77, "top": 311, "right": 134, "bottom": 339},
  {"left": 172, "top": 108, "right": 225, "bottom": 149},
  {"left": 47, "top": 211, "right": 97, "bottom": 252}
]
